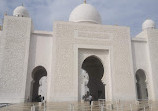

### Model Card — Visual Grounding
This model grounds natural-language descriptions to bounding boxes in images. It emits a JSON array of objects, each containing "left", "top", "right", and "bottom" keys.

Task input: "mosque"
[{"left": 0, "top": 1, "right": 158, "bottom": 103}]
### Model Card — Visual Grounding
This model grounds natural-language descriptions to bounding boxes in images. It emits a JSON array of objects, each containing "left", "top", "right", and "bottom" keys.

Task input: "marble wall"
[
  {"left": 147, "top": 29, "right": 158, "bottom": 100},
  {"left": 0, "top": 16, "right": 32, "bottom": 103},
  {"left": 51, "top": 21, "right": 136, "bottom": 101}
]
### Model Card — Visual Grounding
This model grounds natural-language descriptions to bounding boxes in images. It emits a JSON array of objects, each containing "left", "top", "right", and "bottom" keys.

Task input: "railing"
[{"left": 1, "top": 100, "right": 158, "bottom": 111}]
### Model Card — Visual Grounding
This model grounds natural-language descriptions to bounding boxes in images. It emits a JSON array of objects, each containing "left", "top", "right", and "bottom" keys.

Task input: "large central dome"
[{"left": 69, "top": 3, "right": 102, "bottom": 24}]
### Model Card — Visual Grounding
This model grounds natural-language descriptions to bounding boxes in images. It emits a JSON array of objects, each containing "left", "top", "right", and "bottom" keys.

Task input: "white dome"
[
  {"left": 69, "top": 4, "right": 102, "bottom": 24},
  {"left": 142, "top": 19, "right": 156, "bottom": 30},
  {"left": 13, "top": 6, "right": 29, "bottom": 17}
]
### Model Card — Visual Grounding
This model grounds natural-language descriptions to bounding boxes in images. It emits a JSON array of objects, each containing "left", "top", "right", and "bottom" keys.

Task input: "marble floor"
[{"left": 0, "top": 100, "right": 158, "bottom": 111}]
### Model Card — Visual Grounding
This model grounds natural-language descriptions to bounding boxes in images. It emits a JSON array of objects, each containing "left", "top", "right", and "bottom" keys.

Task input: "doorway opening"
[
  {"left": 81, "top": 55, "right": 105, "bottom": 101},
  {"left": 31, "top": 66, "right": 47, "bottom": 102},
  {"left": 136, "top": 69, "right": 148, "bottom": 101}
]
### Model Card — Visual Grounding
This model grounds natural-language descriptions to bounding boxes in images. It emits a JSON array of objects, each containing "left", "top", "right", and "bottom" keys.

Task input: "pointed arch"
[
  {"left": 135, "top": 69, "right": 148, "bottom": 100},
  {"left": 81, "top": 55, "right": 105, "bottom": 101},
  {"left": 31, "top": 66, "right": 47, "bottom": 102}
]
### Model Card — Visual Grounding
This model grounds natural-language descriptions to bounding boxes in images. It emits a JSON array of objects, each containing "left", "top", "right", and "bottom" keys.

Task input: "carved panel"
[{"left": 0, "top": 16, "right": 31, "bottom": 99}]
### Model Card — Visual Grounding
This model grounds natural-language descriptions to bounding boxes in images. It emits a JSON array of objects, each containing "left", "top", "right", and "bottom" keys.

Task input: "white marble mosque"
[{"left": 0, "top": 1, "right": 158, "bottom": 103}]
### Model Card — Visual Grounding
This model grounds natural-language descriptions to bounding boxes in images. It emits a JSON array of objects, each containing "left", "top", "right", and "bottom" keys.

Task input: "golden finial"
[
  {"left": 0, "top": 25, "right": 2, "bottom": 30},
  {"left": 4, "top": 11, "right": 7, "bottom": 16},
  {"left": 84, "top": 0, "right": 86, "bottom": 4}
]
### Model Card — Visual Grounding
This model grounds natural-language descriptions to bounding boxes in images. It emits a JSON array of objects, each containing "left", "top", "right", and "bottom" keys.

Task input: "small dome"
[
  {"left": 69, "top": 3, "right": 102, "bottom": 24},
  {"left": 142, "top": 19, "right": 156, "bottom": 30},
  {"left": 13, "top": 6, "right": 29, "bottom": 17}
]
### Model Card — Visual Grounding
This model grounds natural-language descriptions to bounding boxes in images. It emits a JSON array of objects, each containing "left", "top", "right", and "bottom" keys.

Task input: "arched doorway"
[
  {"left": 136, "top": 69, "right": 148, "bottom": 100},
  {"left": 31, "top": 66, "right": 47, "bottom": 102},
  {"left": 81, "top": 55, "right": 105, "bottom": 101}
]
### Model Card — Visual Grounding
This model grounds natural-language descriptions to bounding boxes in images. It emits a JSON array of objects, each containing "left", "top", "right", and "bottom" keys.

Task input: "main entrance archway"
[
  {"left": 136, "top": 69, "right": 148, "bottom": 100},
  {"left": 31, "top": 66, "right": 47, "bottom": 102},
  {"left": 81, "top": 55, "right": 105, "bottom": 101}
]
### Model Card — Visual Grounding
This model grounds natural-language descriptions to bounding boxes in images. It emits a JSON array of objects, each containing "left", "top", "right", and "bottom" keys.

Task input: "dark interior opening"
[
  {"left": 136, "top": 69, "right": 148, "bottom": 100},
  {"left": 82, "top": 55, "right": 105, "bottom": 101},
  {"left": 31, "top": 66, "right": 47, "bottom": 102}
]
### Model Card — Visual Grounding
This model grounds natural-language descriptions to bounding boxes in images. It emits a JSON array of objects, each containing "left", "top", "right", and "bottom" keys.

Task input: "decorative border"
[{"left": 74, "top": 30, "right": 113, "bottom": 41}]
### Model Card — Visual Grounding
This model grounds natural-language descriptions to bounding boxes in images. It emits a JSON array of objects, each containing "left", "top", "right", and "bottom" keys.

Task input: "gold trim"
[{"left": 84, "top": 0, "right": 86, "bottom": 4}]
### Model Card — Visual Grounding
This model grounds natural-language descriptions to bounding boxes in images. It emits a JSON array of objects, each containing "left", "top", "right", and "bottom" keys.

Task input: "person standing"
[{"left": 89, "top": 95, "right": 93, "bottom": 105}]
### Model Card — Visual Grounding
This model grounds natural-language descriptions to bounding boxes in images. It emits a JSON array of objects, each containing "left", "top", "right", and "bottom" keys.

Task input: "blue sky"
[{"left": 0, "top": 0, "right": 158, "bottom": 37}]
